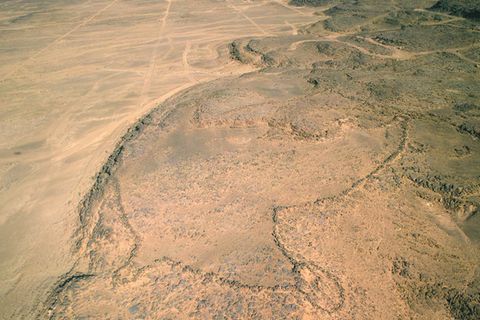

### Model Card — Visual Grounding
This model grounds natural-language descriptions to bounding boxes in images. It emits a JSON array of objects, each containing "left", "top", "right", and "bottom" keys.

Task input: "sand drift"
[{"left": 1, "top": 0, "right": 480, "bottom": 319}]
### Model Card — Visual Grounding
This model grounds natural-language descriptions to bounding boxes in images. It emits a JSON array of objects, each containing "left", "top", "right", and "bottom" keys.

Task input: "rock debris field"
[{"left": 1, "top": 0, "right": 480, "bottom": 319}]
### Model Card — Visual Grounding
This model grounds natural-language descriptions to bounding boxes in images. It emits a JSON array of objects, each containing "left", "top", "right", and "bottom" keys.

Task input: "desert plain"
[{"left": 0, "top": 0, "right": 479, "bottom": 319}]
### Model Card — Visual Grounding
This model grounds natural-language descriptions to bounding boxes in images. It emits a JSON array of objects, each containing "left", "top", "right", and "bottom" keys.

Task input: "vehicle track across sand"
[
  {"left": 20, "top": 1, "right": 480, "bottom": 318},
  {"left": 0, "top": 2, "right": 324, "bottom": 316},
  {"left": 0, "top": 0, "right": 121, "bottom": 82}
]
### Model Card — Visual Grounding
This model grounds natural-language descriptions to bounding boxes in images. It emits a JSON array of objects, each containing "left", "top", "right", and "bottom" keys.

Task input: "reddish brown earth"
[{"left": 1, "top": 0, "right": 479, "bottom": 319}]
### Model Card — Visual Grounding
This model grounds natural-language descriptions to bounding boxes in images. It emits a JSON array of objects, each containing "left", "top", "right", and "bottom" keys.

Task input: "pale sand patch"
[{"left": 0, "top": 0, "right": 318, "bottom": 317}]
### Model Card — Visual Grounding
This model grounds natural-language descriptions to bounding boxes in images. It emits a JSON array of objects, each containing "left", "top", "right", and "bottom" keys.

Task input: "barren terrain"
[
  {"left": 1, "top": 0, "right": 479, "bottom": 319},
  {"left": 0, "top": 1, "right": 317, "bottom": 318}
]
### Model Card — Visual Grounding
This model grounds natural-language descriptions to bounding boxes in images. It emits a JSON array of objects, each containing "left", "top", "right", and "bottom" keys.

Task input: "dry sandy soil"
[
  {"left": 1, "top": 0, "right": 480, "bottom": 319},
  {"left": 0, "top": 0, "right": 317, "bottom": 318}
]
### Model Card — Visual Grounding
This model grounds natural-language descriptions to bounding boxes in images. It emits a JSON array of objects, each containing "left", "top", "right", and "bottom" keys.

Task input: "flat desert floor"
[{"left": 0, "top": 0, "right": 479, "bottom": 319}]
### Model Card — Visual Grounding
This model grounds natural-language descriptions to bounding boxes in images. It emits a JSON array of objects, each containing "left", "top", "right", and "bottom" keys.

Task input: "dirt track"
[
  {"left": 1, "top": 0, "right": 480, "bottom": 319},
  {"left": 0, "top": 1, "right": 317, "bottom": 318}
]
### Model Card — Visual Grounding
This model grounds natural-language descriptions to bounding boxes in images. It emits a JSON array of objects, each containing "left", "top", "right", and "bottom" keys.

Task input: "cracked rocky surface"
[
  {"left": 2, "top": 0, "right": 480, "bottom": 319},
  {"left": 44, "top": 0, "right": 480, "bottom": 317}
]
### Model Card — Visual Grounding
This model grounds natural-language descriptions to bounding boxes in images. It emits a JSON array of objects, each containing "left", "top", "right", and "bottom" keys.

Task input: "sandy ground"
[
  {"left": 0, "top": 1, "right": 319, "bottom": 318},
  {"left": 2, "top": 0, "right": 480, "bottom": 319}
]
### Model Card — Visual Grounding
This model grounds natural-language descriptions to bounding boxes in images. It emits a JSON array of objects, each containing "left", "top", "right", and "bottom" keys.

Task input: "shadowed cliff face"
[{"left": 22, "top": 0, "right": 480, "bottom": 319}]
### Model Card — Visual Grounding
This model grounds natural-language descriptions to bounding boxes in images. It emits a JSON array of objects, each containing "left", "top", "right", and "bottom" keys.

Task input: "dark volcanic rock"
[
  {"left": 446, "top": 289, "right": 480, "bottom": 320},
  {"left": 431, "top": 0, "right": 480, "bottom": 20},
  {"left": 289, "top": 0, "right": 331, "bottom": 7},
  {"left": 41, "top": 0, "right": 480, "bottom": 319}
]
